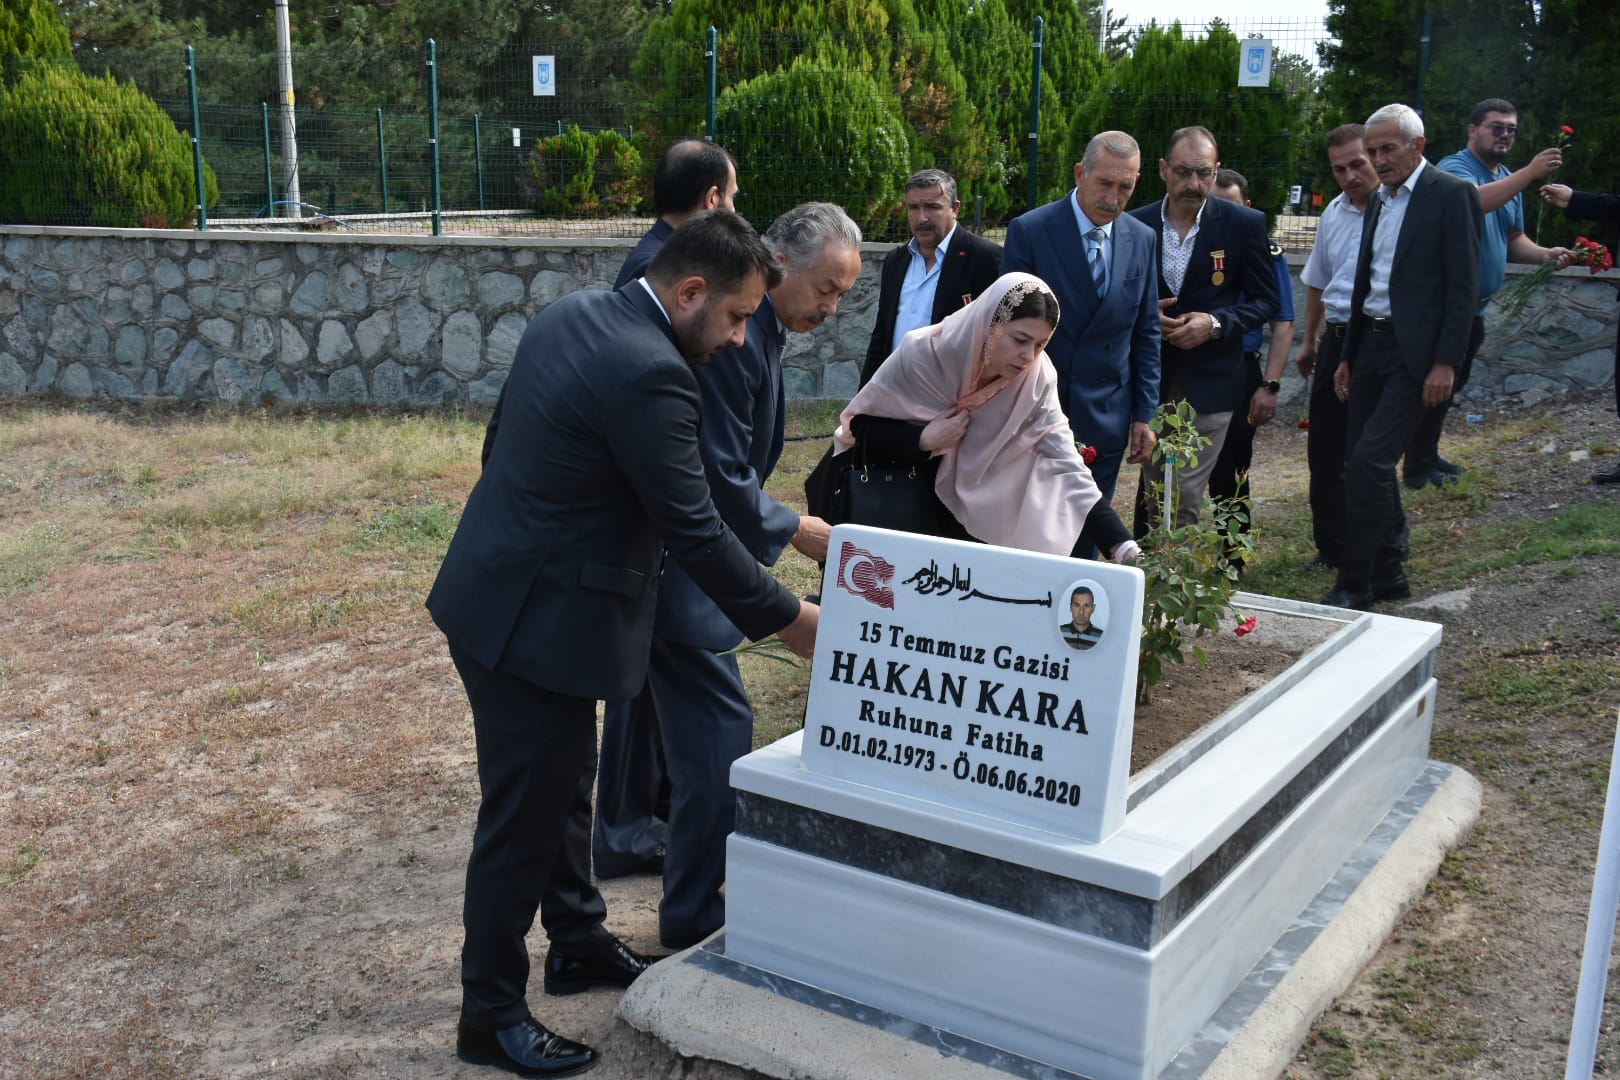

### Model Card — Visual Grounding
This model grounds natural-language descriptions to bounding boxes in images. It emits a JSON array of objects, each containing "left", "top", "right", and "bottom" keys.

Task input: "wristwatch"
[
  {"left": 1208, "top": 313, "right": 1223, "bottom": 339},
  {"left": 1261, "top": 379, "right": 1281, "bottom": 393}
]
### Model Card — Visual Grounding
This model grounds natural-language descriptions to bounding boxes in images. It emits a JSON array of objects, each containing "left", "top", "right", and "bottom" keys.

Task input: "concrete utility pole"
[{"left": 274, "top": 0, "right": 303, "bottom": 218}]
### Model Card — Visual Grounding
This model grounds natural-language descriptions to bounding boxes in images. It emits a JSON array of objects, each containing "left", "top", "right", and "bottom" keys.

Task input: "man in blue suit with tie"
[
  {"left": 609, "top": 202, "right": 860, "bottom": 950},
  {"left": 1002, "top": 131, "right": 1162, "bottom": 502}
]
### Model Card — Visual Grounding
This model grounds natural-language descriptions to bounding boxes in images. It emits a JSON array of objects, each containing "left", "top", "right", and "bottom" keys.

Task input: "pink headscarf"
[{"left": 833, "top": 272, "right": 1103, "bottom": 556}]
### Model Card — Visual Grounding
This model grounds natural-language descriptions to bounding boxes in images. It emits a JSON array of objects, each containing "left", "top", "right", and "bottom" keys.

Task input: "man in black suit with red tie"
[
  {"left": 1129, "top": 125, "right": 1281, "bottom": 534},
  {"left": 860, "top": 168, "right": 1002, "bottom": 385},
  {"left": 427, "top": 211, "right": 818, "bottom": 1077},
  {"left": 1322, "top": 104, "right": 1482, "bottom": 610}
]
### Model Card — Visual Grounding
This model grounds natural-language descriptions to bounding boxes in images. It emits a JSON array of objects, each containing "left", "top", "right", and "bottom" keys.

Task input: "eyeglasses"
[
  {"left": 1482, "top": 122, "right": 1519, "bottom": 137},
  {"left": 1168, "top": 165, "right": 1216, "bottom": 182}
]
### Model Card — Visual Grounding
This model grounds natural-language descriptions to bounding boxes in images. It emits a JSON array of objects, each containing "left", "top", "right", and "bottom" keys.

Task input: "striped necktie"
[{"left": 1088, "top": 227, "right": 1108, "bottom": 297}]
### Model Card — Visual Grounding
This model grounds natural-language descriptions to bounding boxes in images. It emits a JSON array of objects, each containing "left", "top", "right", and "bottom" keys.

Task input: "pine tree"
[
  {"left": 714, "top": 60, "right": 911, "bottom": 236},
  {"left": 1069, "top": 21, "right": 1305, "bottom": 225},
  {"left": 0, "top": 0, "right": 72, "bottom": 61}
]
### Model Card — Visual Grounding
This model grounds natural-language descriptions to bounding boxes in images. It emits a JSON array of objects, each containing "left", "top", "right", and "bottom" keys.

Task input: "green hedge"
[
  {"left": 524, "top": 124, "right": 642, "bottom": 217},
  {"left": 0, "top": 64, "right": 218, "bottom": 227},
  {"left": 716, "top": 60, "right": 911, "bottom": 235}
]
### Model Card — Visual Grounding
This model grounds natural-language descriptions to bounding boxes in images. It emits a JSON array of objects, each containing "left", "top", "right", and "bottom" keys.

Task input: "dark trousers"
[
  {"left": 593, "top": 695, "right": 669, "bottom": 877},
  {"left": 450, "top": 644, "right": 606, "bottom": 1030},
  {"left": 639, "top": 636, "right": 754, "bottom": 947},
  {"left": 1340, "top": 333, "right": 1430, "bottom": 591},
  {"left": 1208, "top": 351, "right": 1264, "bottom": 545},
  {"left": 1403, "top": 315, "right": 1485, "bottom": 477},
  {"left": 1307, "top": 327, "right": 1350, "bottom": 565}
]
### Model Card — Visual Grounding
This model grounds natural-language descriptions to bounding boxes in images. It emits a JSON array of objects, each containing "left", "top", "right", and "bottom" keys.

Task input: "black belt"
[
  {"left": 1327, "top": 321, "right": 1348, "bottom": 339},
  {"left": 1365, "top": 316, "right": 1394, "bottom": 332}
]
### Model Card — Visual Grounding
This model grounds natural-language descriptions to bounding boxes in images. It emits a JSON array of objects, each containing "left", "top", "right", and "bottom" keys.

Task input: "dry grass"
[{"left": 4, "top": 393, "right": 1619, "bottom": 1078}]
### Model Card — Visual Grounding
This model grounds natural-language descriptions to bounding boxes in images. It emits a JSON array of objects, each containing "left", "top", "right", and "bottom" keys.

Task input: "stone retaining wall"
[{"left": 1, "top": 225, "right": 1615, "bottom": 409}]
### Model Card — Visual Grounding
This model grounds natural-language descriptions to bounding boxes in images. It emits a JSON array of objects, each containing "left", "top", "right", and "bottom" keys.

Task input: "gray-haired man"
[
  {"left": 601, "top": 203, "right": 861, "bottom": 950},
  {"left": 862, "top": 168, "right": 1003, "bottom": 385}
]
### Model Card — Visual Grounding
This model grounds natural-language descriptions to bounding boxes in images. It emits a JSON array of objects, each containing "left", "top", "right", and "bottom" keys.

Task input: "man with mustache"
[
  {"left": 1322, "top": 104, "right": 1482, "bottom": 610},
  {"left": 861, "top": 169, "right": 1002, "bottom": 387},
  {"left": 1130, "top": 125, "right": 1281, "bottom": 532},
  {"left": 1407, "top": 98, "right": 1571, "bottom": 489},
  {"left": 608, "top": 202, "right": 860, "bottom": 952},
  {"left": 1296, "top": 124, "right": 1382, "bottom": 572},
  {"left": 1002, "top": 131, "right": 1162, "bottom": 505}
]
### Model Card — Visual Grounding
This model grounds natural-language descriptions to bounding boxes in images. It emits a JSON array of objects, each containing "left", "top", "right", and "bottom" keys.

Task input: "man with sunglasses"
[
  {"left": 1409, "top": 99, "right": 1571, "bottom": 489},
  {"left": 1129, "top": 125, "right": 1281, "bottom": 534}
]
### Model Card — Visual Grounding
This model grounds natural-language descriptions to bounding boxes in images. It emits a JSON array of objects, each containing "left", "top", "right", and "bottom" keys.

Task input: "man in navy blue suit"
[
  {"left": 1002, "top": 131, "right": 1162, "bottom": 502},
  {"left": 614, "top": 138, "right": 739, "bottom": 290},
  {"left": 1130, "top": 126, "right": 1280, "bottom": 533},
  {"left": 611, "top": 202, "right": 860, "bottom": 950},
  {"left": 597, "top": 136, "right": 742, "bottom": 883}
]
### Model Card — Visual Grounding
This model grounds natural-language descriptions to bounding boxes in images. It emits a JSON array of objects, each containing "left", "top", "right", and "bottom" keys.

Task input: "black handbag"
[{"left": 829, "top": 446, "right": 946, "bottom": 537}]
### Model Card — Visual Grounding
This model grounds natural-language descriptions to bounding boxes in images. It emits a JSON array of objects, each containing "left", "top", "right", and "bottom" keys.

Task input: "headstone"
[{"left": 801, "top": 525, "right": 1142, "bottom": 842}]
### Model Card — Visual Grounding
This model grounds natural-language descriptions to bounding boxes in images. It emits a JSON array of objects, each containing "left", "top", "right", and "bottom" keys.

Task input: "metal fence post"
[
  {"left": 427, "top": 39, "right": 442, "bottom": 236},
  {"left": 474, "top": 114, "right": 485, "bottom": 211},
  {"left": 1415, "top": 2, "right": 1433, "bottom": 117},
  {"left": 706, "top": 26, "right": 718, "bottom": 141},
  {"left": 376, "top": 109, "right": 389, "bottom": 214},
  {"left": 185, "top": 45, "right": 207, "bottom": 230},
  {"left": 1027, "top": 16, "right": 1045, "bottom": 213},
  {"left": 261, "top": 102, "right": 274, "bottom": 218}
]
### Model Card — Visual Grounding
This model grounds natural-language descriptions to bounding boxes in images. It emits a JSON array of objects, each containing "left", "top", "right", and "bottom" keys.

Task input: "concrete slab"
[{"left": 617, "top": 762, "right": 1482, "bottom": 1080}]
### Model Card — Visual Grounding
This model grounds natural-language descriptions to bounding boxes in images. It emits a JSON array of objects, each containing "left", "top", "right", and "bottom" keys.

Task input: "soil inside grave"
[{"left": 1129, "top": 604, "right": 1345, "bottom": 773}]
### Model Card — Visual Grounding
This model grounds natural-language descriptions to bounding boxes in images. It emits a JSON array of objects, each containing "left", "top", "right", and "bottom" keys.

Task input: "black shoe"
[
  {"left": 1305, "top": 553, "right": 1338, "bottom": 571},
  {"left": 456, "top": 1015, "right": 597, "bottom": 1078},
  {"left": 1318, "top": 587, "right": 1373, "bottom": 611},
  {"left": 1435, "top": 456, "right": 1463, "bottom": 475},
  {"left": 1402, "top": 469, "right": 1457, "bottom": 490},
  {"left": 659, "top": 927, "right": 715, "bottom": 951},
  {"left": 543, "top": 933, "right": 665, "bottom": 996},
  {"left": 1593, "top": 465, "right": 1620, "bottom": 485},
  {"left": 1370, "top": 571, "right": 1411, "bottom": 602},
  {"left": 592, "top": 842, "right": 664, "bottom": 881}
]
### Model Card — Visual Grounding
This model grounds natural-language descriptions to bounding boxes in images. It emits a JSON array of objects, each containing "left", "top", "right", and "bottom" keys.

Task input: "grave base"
[{"left": 619, "top": 760, "right": 1480, "bottom": 1080}]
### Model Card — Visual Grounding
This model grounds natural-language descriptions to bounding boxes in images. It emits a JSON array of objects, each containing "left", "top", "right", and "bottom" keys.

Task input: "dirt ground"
[{"left": 3, "top": 390, "right": 1619, "bottom": 1079}]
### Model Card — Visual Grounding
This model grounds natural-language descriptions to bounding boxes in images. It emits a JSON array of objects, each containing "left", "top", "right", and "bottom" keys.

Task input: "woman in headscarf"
[{"left": 813, "top": 272, "right": 1137, "bottom": 562}]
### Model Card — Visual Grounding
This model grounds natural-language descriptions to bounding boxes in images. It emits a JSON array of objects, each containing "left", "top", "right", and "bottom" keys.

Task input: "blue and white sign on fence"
[
  {"left": 1238, "top": 38, "right": 1272, "bottom": 87},
  {"left": 532, "top": 55, "right": 556, "bottom": 97}
]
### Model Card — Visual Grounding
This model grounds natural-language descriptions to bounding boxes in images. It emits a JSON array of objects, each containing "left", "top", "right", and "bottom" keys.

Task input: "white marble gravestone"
[
  {"left": 801, "top": 526, "right": 1143, "bottom": 842},
  {"left": 698, "top": 527, "right": 1444, "bottom": 1080}
]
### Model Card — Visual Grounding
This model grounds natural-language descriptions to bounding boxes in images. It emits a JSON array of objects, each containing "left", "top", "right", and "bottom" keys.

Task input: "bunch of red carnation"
[{"left": 1574, "top": 236, "right": 1615, "bottom": 274}]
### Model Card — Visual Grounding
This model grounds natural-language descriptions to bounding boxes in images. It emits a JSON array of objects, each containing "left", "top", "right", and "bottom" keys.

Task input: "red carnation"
[
  {"left": 1562, "top": 124, "right": 1576, "bottom": 135},
  {"left": 1078, "top": 443, "right": 1098, "bottom": 465},
  {"left": 1296, "top": 418, "right": 1310, "bottom": 430},
  {"left": 1235, "top": 615, "right": 1258, "bottom": 637}
]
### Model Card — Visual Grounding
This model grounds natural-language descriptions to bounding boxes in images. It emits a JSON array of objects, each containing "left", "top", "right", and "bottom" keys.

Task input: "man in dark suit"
[
  {"left": 1322, "top": 104, "right": 1482, "bottom": 610},
  {"left": 614, "top": 138, "right": 739, "bottom": 290},
  {"left": 428, "top": 211, "right": 818, "bottom": 1077},
  {"left": 597, "top": 136, "right": 741, "bottom": 883},
  {"left": 607, "top": 202, "right": 858, "bottom": 951},
  {"left": 1002, "top": 131, "right": 1162, "bottom": 501},
  {"left": 860, "top": 168, "right": 1002, "bottom": 386},
  {"left": 1129, "top": 125, "right": 1281, "bottom": 533}
]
